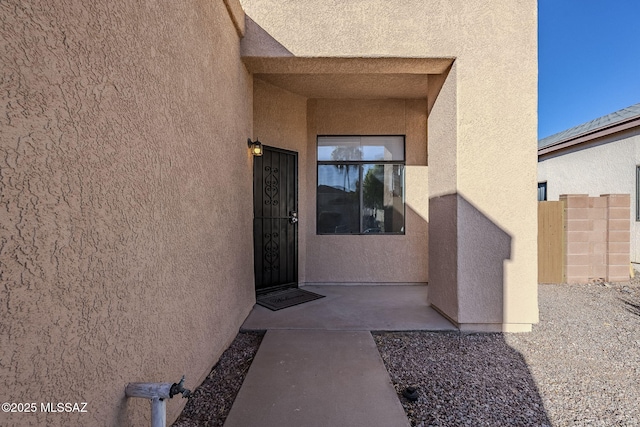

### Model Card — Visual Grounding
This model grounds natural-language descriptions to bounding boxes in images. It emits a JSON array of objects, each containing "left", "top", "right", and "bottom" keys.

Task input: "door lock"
[{"left": 289, "top": 211, "right": 298, "bottom": 224}]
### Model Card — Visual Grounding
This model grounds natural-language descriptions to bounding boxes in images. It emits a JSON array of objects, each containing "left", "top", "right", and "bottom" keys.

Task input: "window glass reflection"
[
  {"left": 362, "top": 164, "right": 404, "bottom": 233},
  {"left": 317, "top": 136, "right": 405, "bottom": 235},
  {"left": 317, "top": 165, "right": 360, "bottom": 234}
]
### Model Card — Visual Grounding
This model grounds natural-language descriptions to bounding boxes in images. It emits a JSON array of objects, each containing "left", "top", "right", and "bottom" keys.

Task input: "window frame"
[
  {"left": 316, "top": 135, "right": 406, "bottom": 235},
  {"left": 537, "top": 182, "right": 547, "bottom": 202},
  {"left": 636, "top": 166, "right": 640, "bottom": 221}
]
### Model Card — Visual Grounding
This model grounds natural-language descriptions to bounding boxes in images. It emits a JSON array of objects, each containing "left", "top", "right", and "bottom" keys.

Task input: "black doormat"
[{"left": 256, "top": 288, "right": 325, "bottom": 311}]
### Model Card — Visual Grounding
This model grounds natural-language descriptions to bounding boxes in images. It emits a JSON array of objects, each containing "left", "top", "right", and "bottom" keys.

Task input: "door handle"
[{"left": 289, "top": 211, "right": 298, "bottom": 224}]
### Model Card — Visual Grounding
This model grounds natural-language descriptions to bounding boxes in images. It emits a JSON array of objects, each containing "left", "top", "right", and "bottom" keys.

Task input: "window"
[
  {"left": 636, "top": 166, "right": 640, "bottom": 221},
  {"left": 538, "top": 182, "right": 547, "bottom": 201},
  {"left": 317, "top": 136, "right": 405, "bottom": 234}
]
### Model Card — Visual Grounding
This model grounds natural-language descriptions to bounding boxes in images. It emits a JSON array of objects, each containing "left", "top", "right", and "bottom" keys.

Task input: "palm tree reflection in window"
[
  {"left": 317, "top": 140, "right": 404, "bottom": 234},
  {"left": 363, "top": 164, "right": 384, "bottom": 232},
  {"left": 330, "top": 145, "right": 362, "bottom": 192}
]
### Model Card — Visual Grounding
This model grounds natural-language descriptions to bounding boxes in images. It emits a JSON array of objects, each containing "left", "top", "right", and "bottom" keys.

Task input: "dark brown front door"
[{"left": 253, "top": 146, "right": 298, "bottom": 294}]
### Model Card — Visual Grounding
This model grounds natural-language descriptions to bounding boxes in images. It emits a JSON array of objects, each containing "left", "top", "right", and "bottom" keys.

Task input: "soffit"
[
  {"left": 254, "top": 73, "right": 430, "bottom": 99},
  {"left": 243, "top": 57, "right": 453, "bottom": 99}
]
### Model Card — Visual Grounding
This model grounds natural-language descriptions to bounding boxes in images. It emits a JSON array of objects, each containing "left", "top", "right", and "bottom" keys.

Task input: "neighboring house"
[
  {"left": 1, "top": 0, "right": 538, "bottom": 425},
  {"left": 538, "top": 103, "right": 640, "bottom": 265}
]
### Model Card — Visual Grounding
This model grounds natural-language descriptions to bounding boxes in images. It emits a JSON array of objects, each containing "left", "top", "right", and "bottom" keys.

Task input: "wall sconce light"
[{"left": 248, "top": 138, "right": 263, "bottom": 156}]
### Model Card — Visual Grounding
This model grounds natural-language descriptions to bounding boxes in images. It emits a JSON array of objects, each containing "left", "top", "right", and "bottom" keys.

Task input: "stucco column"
[
  {"left": 428, "top": 63, "right": 538, "bottom": 332},
  {"left": 427, "top": 63, "right": 460, "bottom": 321}
]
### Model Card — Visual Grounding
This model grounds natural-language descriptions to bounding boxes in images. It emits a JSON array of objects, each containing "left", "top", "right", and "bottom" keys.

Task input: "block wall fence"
[{"left": 560, "top": 194, "right": 630, "bottom": 283}]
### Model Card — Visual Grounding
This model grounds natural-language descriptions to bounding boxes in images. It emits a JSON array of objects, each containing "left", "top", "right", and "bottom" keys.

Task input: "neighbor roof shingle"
[{"left": 539, "top": 102, "right": 640, "bottom": 149}]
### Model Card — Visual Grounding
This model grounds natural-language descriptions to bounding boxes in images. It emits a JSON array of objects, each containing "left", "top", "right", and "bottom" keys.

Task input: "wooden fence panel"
[{"left": 538, "top": 201, "right": 564, "bottom": 283}]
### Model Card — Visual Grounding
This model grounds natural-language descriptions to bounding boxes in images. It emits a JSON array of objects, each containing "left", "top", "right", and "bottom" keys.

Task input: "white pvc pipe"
[
  {"left": 150, "top": 397, "right": 166, "bottom": 427},
  {"left": 125, "top": 382, "right": 173, "bottom": 427}
]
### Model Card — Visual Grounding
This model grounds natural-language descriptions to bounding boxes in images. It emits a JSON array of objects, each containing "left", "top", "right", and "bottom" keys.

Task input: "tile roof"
[{"left": 538, "top": 102, "right": 640, "bottom": 149}]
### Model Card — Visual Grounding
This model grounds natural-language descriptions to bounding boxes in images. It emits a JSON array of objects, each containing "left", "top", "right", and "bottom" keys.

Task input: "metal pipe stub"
[
  {"left": 125, "top": 376, "right": 191, "bottom": 400},
  {"left": 125, "top": 382, "right": 173, "bottom": 400},
  {"left": 125, "top": 377, "right": 191, "bottom": 427}
]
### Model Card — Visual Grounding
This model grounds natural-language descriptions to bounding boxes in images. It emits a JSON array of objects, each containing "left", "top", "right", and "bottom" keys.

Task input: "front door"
[{"left": 253, "top": 146, "right": 298, "bottom": 294}]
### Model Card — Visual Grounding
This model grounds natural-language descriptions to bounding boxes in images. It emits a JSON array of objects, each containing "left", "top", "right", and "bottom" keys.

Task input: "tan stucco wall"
[
  {"left": 307, "top": 98, "right": 429, "bottom": 284},
  {"left": 242, "top": 0, "right": 539, "bottom": 330},
  {"left": 252, "top": 83, "right": 429, "bottom": 284},
  {"left": 252, "top": 79, "right": 309, "bottom": 282},
  {"left": 0, "top": 1, "right": 253, "bottom": 425},
  {"left": 538, "top": 128, "right": 640, "bottom": 263}
]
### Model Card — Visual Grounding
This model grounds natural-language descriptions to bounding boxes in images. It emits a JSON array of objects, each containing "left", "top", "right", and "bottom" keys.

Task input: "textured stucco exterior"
[
  {"left": 307, "top": 98, "right": 429, "bottom": 284},
  {"left": 252, "top": 79, "right": 309, "bottom": 282},
  {"left": 1, "top": 1, "right": 253, "bottom": 425},
  {"left": 253, "top": 81, "right": 429, "bottom": 284},
  {"left": 242, "top": 0, "right": 539, "bottom": 331},
  {"left": 2, "top": 1, "right": 539, "bottom": 424},
  {"left": 538, "top": 127, "right": 640, "bottom": 263}
]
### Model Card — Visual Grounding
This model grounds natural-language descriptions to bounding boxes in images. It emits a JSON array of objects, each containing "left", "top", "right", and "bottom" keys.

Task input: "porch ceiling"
[{"left": 243, "top": 57, "right": 454, "bottom": 99}]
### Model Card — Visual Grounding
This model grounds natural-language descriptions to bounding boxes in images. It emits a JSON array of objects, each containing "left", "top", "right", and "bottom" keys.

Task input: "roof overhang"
[
  {"left": 242, "top": 56, "right": 454, "bottom": 99},
  {"left": 538, "top": 115, "right": 640, "bottom": 157}
]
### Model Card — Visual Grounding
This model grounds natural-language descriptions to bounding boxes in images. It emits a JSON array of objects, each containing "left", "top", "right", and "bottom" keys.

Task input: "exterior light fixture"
[{"left": 248, "top": 138, "right": 263, "bottom": 156}]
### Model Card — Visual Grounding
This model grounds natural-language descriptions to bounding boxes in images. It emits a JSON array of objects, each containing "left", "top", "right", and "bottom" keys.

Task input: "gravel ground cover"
[
  {"left": 173, "top": 280, "right": 640, "bottom": 426},
  {"left": 375, "top": 279, "right": 640, "bottom": 426},
  {"left": 172, "top": 331, "right": 264, "bottom": 427}
]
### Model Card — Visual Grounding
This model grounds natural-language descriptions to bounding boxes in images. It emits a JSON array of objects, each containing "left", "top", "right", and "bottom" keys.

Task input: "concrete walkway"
[
  {"left": 223, "top": 329, "right": 410, "bottom": 427},
  {"left": 241, "top": 284, "right": 456, "bottom": 331},
  {"left": 224, "top": 285, "right": 455, "bottom": 427}
]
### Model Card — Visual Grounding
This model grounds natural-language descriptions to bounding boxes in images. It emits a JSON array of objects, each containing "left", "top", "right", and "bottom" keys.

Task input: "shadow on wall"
[
  {"left": 429, "top": 193, "right": 511, "bottom": 326},
  {"left": 374, "top": 331, "right": 551, "bottom": 426},
  {"left": 241, "top": 16, "right": 294, "bottom": 57}
]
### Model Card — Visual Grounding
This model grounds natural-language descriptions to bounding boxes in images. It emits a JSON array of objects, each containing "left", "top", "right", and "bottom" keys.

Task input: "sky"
[{"left": 538, "top": 0, "right": 640, "bottom": 139}]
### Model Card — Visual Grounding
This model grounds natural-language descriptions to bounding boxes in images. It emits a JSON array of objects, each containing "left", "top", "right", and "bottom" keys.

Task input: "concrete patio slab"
[
  {"left": 223, "top": 329, "right": 410, "bottom": 427},
  {"left": 241, "top": 284, "right": 456, "bottom": 331}
]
